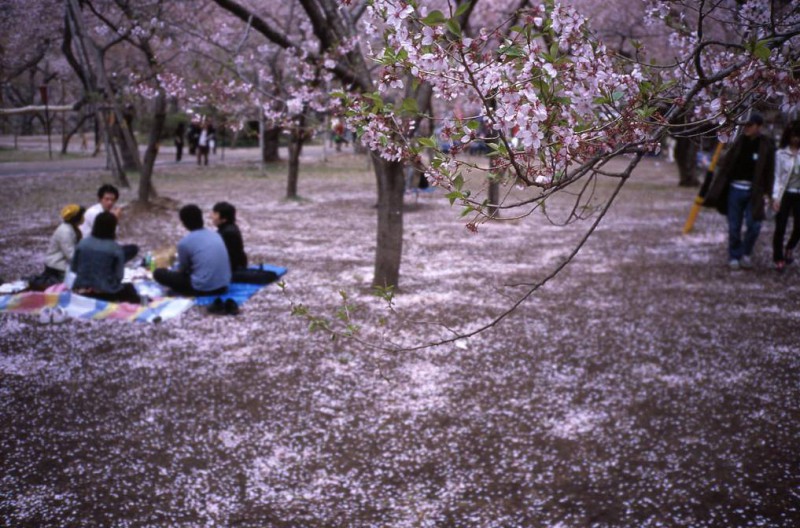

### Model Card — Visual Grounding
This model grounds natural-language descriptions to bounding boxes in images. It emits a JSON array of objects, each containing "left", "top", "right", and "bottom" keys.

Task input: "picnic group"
[{"left": 27, "top": 184, "right": 268, "bottom": 316}]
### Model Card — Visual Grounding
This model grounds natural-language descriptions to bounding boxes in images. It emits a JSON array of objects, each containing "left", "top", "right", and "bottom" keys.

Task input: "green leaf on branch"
[
  {"left": 446, "top": 191, "right": 463, "bottom": 205},
  {"left": 453, "top": 173, "right": 464, "bottom": 191},
  {"left": 454, "top": 1, "right": 472, "bottom": 17},
  {"left": 752, "top": 40, "right": 771, "bottom": 61},
  {"left": 421, "top": 10, "right": 446, "bottom": 25},
  {"left": 446, "top": 18, "right": 461, "bottom": 37},
  {"left": 400, "top": 97, "right": 419, "bottom": 115},
  {"left": 499, "top": 44, "right": 525, "bottom": 58},
  {"left": 418, "top": 136, "right": 437, "bottom": 148},
  {"left": 372, "top": 284, "right": 395, "bottom": 305}
]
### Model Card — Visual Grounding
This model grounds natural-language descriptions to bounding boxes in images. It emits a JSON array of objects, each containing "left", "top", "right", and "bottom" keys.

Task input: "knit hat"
[{"left": 61, "top": 203, "right": 83, "bottom": 222}]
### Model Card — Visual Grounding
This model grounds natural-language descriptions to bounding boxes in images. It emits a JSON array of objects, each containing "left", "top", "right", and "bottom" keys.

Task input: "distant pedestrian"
[
  {"left": 197, "top": 122, "right": 211, "bottom": 166},
  {"left": 705, "top": 112, "right": 776, "bottom": 270},
  {"left": 771, "top": 121, "right": 800, "bottom": 271},
  {"left": 174, "top": 122, "right": 186, "bottom": 162}
]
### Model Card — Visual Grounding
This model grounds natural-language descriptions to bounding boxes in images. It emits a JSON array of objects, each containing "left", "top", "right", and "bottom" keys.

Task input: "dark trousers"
[
  {"left": 773, "top": 192, "right": 800, "bottom": 262},
  {"left": 153, "top": 268, "right": 227, "bottom": 297},
  {"left": 727, "top": 186, "right": 762, "bottom": 260},
  {"left": 175, "top": 140, "right": 183, "bottom": 162},
  {"left": 83, "top": 283, "right": 141, "bottom": 304},
  {"left": 197, "top": 146, "right": 209, "bottom": 166}
]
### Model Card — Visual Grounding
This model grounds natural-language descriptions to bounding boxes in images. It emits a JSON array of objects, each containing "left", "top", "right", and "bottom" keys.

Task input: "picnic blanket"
[
  {"left": 0, "top": 290, "right": 193, "bottom": 323},
  {"left": 0, "top": 264, "right": 287, "bottom": 323},
  {"left": 193, "top": 264, "right": 287, "bottom": 307}
]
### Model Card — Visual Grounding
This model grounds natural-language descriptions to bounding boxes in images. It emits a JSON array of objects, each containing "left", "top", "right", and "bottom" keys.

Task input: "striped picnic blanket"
[
  {"left": 0, "top": 264, "right": 287, "bottom": 323},
  {"left": 0, "top": 290, "right": 194, "bottom": 323}
]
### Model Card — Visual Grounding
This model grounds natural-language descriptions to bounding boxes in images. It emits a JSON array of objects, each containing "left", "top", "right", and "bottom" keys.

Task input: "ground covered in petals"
[{"left": 1, "top": 146, "right": 799, "bottom": 527}]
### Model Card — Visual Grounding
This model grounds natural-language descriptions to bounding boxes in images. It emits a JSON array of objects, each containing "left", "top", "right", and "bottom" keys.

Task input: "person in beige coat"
[{"left": 29, "top": 204, "right": 85, "bottom": 290}]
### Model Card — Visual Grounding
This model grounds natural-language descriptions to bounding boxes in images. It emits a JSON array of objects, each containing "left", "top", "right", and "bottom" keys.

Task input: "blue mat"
[{"left": 194, "top": 264, "right": 287, "bottom": 307}]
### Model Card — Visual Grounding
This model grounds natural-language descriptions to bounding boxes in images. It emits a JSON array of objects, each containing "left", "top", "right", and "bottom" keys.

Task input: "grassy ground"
[{"left": 1, "top": 150, "right": 799, "bottom": 527}]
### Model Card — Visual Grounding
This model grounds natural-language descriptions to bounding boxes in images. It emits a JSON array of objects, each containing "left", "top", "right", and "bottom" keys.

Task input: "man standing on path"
[
  {"left": 81, "top": 184, "right": 139, "bottom": 262},
  {"left": 705, "top": 112, "right": 776, "bottom": 270}
]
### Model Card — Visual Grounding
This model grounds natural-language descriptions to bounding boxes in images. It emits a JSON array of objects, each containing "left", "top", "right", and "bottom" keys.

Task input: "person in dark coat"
[
  {"left": 704, "top": 112, "right": 776, "bottom": 270},
  {"left": 211, "top": 201, "right": 248, "bottom": 272},
  {"left": 174, "top": 122, "right": 186, "bottom": 162}
]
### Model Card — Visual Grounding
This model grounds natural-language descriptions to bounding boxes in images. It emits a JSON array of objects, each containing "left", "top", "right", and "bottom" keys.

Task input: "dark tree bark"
[
  {"left": 138, "top": 92, "right": 165, "bottom": 202},
  {"left": 674, "top": 136, "right": 700, "bottom": 187},
  {"left": 60, "top": 111, "right": 92, "bottom": 154},
  {"left": 487, "top": 180, "right": 500, "bottom": 218},
  {"left": 262, "top": 126, "right": 281, "bottom": 162},
  {"left": 112, "top": 114, "right": 139, "bottom": 171},
  {"left": 373, "top": 156, "right": 405, "bottom": 289},
  {"left": 286, "top": 118, "right": 306, "bottom": 199}
]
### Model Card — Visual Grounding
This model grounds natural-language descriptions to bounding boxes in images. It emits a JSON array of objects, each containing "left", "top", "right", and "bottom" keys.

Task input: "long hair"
[
  {"left": 780, "top": 121, "right": 800, "bottom": 149},
  {"left": 70, "top": 206, "right": 86, "bottom": 241}
]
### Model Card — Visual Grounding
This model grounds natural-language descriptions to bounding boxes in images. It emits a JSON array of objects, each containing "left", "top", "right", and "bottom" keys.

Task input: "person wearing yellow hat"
[{"left": 29, "top": 204, "right": 86, "bottom": 290}]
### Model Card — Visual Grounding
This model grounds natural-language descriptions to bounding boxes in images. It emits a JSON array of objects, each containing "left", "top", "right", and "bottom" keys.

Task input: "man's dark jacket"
[{"left": 704, "top": 133, "right": 775, "bottom": 220}]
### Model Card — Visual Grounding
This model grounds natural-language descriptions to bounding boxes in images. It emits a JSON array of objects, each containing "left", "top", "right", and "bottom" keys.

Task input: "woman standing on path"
[{"left": 772, "top": 122, "right": 800, "bottom": 271}]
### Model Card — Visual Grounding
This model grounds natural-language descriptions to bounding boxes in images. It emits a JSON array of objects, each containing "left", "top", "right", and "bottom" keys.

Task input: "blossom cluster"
[{"left": 353, "top": 0, "right": 650, "bottom": 191}]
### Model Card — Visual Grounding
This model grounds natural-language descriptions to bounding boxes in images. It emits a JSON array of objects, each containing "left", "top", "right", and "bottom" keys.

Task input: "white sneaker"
[
  {"left": 39, "top": 307, "right": 53, "bottom": 324},
  {"left": 51, "top": 306, "right": 67, "bottom": 324},
  {"left": 741, "top": 255, "right": 753, "bottom": 269},
  {"left": 728, "top": 259, "right": 740, "bottom": 270}
]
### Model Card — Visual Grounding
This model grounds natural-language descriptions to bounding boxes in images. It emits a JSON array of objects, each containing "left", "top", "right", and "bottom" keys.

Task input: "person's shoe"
[
  {"left": 51, "top": 306, "right": 67, "bottom": 324},
  {"left": 728, "top": 259, "right": 741, "bottom": 270},
  {"left": 775, "top": 260, "right": 786, "bottom": 272},
  {"left": 207, "top": 298, "right": 225, "bottom": 315},
  {"left": 785, "top": 246, "right": 794, "bottom": 265},
  {"left": 224, "top": 299, "right": 239, "bottom": 316},
  {"left": 39, "top": 307, "right": 53, "bottom": 324},
  {"left": 740, "top": 255, "right": 754, "bottom": 269}
]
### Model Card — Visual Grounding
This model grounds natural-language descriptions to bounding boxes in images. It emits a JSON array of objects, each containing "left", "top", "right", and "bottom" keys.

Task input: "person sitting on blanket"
[
  {"left": 153, "top": 204, "right": 230, "bottom": 296},
  {"left": 81, "top": 184, "right": 139, "bottom": 263},
  {"left": 71, "top": 211, "right": 141, "bottom": 304},
  {"left": 29, "top": 204, "right": 86, "bottom": 291},
  {"left": 211, "top": 201, "right": 249, "bottom": 275}
]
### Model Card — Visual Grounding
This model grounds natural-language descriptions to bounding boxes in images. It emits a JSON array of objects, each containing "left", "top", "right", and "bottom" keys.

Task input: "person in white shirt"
[
  {"left": 81, "top": 184, "right": 139, "bottom": 262},
  {"left": 771, "top": 121, "right": 800, "bottom": 271}
]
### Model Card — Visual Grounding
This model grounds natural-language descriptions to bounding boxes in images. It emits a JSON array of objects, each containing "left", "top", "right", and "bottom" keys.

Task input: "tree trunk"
[
  {"left": 138, "top": 91, "right": 166, "bottom": 203},
  {"left": 372, "top": 155, "right": 405, "bottom": 289},
  {"left": 487, "top": 181, "right": 500, "bottom": 218},
  {"left": 287, "top": 132, "right": 303, "bottom": 199},
  {"left": 262, "top": 126, "right": 281, "bottom": 162},
  {"left": 61, "top": 112, "right": 92, "bottom": 154},
  {"left": 674, "top": 136, "right": 700, "bottom": 187},
  {"left": 111, "top": 107, "right": 139, "bottom": 171}
]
